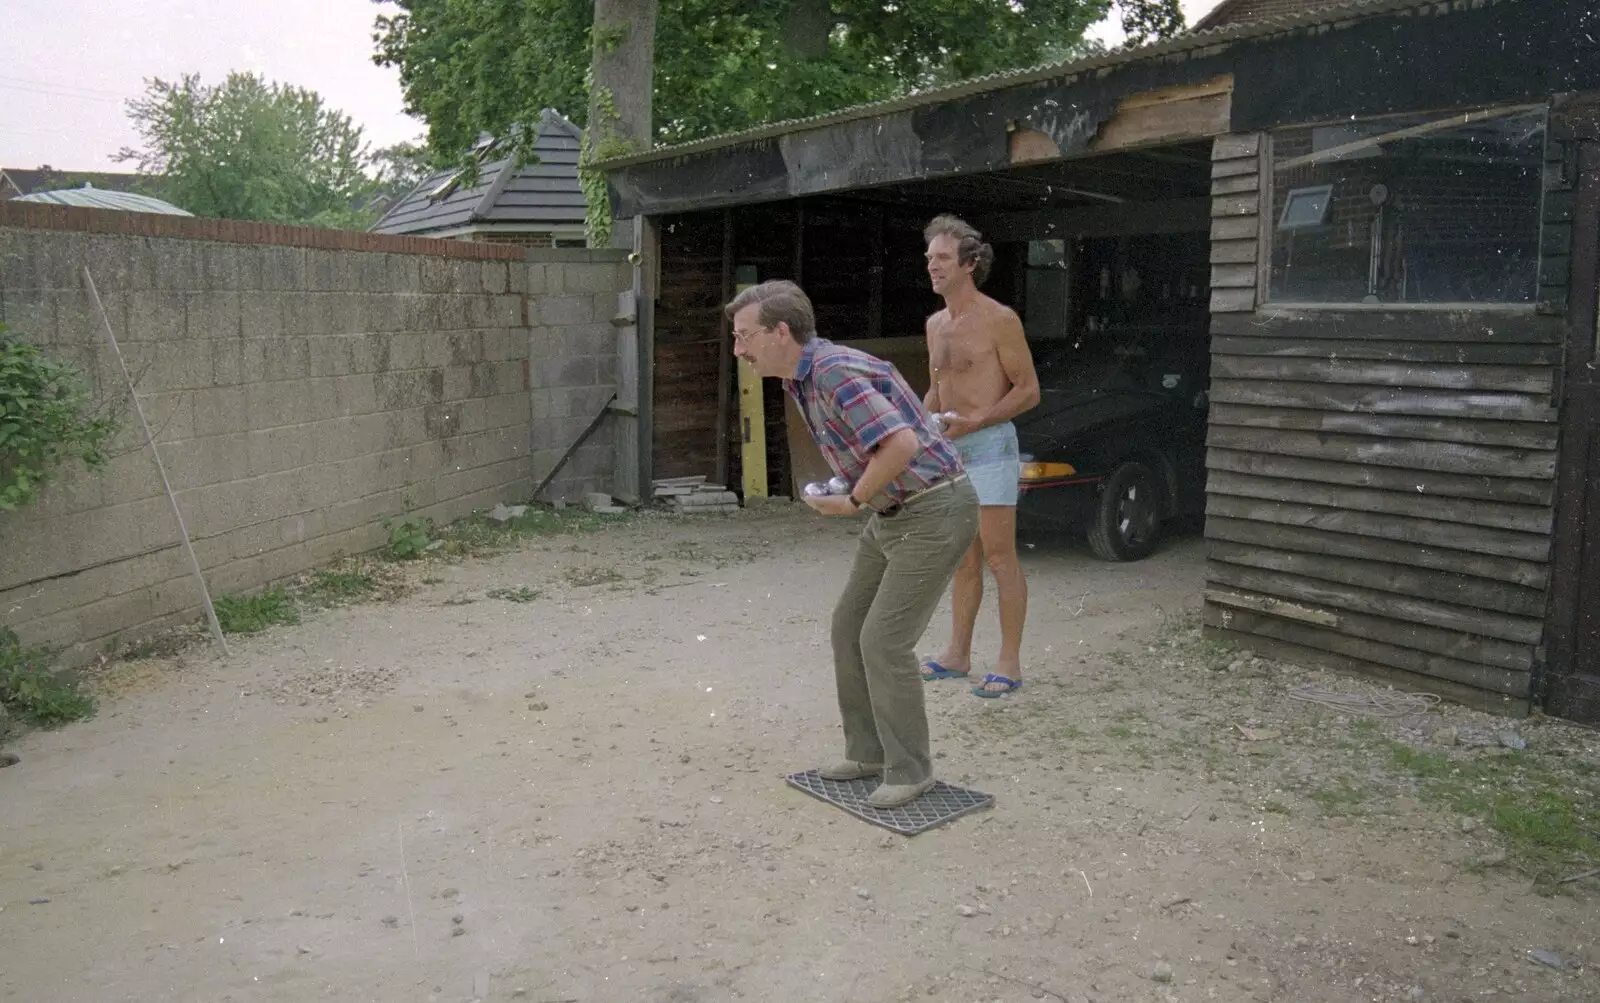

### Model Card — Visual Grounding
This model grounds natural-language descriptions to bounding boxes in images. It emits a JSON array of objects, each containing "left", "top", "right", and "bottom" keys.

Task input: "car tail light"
[{"left": 1019, "top": 461, "right": 1077, "bottom": 481}]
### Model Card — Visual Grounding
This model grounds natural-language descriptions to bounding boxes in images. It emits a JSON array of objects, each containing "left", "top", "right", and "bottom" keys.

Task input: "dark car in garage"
[{"left": 1014, "top": 328, "right": 1210, "bottom": 561}]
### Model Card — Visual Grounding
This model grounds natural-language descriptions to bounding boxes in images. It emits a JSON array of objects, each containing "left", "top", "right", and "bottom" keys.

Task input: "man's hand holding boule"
[
  {"left": 804, "top": 494, "right": 859, "bottom": 517},
  {"left": 940, "top": 413, "right": 985, "bottom": 440}
]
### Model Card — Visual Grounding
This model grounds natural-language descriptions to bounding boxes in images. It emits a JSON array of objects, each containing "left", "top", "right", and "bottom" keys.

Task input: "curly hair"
[{"left": 924, "top": 213, "right": 994, "bottom": 286}]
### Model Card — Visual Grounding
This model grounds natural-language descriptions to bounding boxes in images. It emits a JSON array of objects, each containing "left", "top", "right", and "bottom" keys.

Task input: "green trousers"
[{"left": 831, "top": 477, "right": 980, "bottom": 785}]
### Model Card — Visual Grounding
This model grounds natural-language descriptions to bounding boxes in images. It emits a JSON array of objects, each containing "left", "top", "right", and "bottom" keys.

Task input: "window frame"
[{"left": 1257, "top": 102, "right": 1551, "bottom": 312}]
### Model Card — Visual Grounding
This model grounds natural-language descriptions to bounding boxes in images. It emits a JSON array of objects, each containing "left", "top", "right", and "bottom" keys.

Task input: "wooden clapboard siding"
[
  {"left": 1200, "top": 133, "right": 1557, "bottom": 712},
  {"left": 1208, "top": 134, "right": 1262, "bottom": 313}
]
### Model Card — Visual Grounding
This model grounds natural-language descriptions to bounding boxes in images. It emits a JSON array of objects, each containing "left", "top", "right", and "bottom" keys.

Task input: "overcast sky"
[{"left": 1, "top": 0, "right": 1222, "bottom": 173}]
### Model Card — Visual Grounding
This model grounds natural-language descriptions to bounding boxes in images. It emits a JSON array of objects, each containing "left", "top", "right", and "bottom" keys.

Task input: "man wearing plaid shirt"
[{"left": 727, "top": 280, "right": 980, "bottom": 808}]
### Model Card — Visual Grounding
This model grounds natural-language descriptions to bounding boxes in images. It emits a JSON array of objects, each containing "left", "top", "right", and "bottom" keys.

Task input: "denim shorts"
[{"left": 953, "top": 421, "right": 1019, "bottom": 507}]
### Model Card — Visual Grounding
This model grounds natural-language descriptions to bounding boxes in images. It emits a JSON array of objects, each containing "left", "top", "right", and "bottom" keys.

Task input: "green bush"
[
  {"left": 0, "top": 325, "right": 119, "bottom": 511},
  {"left": 0, "top": 628, "right": 95, "bottom": 728}
]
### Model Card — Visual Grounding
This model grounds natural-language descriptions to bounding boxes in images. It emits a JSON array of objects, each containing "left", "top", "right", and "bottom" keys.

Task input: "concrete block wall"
[
  {"left": 526, "top": 250, "right": 626, "bottom": 499},
  {"left": 0, "top": 203, "right": 629, "bottom": 661}
]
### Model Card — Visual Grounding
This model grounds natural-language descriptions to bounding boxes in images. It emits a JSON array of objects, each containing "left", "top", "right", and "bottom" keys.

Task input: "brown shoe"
[
  {"left": 867, "top": 777, "right": 935, "bottom": 808},
  {"left": 819, "top": 760, "right": 883, "bottom": 781}
]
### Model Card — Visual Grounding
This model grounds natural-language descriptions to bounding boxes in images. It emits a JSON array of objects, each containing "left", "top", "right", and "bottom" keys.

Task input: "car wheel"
[{"left": 1087, "top": 461, "right": 1164, "bottom": 562}]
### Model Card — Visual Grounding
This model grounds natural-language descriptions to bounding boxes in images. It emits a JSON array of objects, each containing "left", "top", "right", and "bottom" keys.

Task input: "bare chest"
[{"left": 929, "top": 317, "right": 995, "bottom": 375}]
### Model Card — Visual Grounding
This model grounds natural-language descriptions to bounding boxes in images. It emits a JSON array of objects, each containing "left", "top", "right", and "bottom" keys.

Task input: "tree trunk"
[
  {"left": 586, "top": 0, "right": 657, "bottom": 154},
  {"left": 780, "top": 0, "right": 831, "bottom": 60}
]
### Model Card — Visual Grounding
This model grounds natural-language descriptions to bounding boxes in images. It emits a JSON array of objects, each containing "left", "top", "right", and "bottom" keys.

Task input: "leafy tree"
[
  {"left": 367, "top": 140, "right": 437, "bottom": 214},
  {"left": 372, "top": 0, "right": 1185, "bottom": 157},
  {"left": 115, "top": 72, "right": 379, "bottom": 229}
]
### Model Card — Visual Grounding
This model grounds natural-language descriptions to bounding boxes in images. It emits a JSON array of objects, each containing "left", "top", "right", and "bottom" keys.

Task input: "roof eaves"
[{"left": 595, "top": 0, "right": 1446, "bottom": 171}]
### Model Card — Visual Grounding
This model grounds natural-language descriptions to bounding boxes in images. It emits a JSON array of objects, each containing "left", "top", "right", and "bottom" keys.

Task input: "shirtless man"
[{"left": 919, "top": 214, "right": 1041, "bottom": 698}]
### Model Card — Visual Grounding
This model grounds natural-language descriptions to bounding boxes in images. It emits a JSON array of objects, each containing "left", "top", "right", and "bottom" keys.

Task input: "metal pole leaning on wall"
[{"left": 83, "top": 267, "right": 230, "bottom": 657}]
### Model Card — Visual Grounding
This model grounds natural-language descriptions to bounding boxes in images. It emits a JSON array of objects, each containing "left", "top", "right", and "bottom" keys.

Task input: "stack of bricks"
[{"left": 652, "top": 477, "right": 740, "bottom": 515}]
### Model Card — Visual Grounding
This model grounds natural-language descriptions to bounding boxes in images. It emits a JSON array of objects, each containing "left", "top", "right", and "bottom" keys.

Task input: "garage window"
[{"left": 1267, "top": 106, "right": 1546, "bottom": 306}]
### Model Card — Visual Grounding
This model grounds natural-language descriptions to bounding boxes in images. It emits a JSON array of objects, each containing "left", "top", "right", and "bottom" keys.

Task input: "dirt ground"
[{"left": 2, "top": 504, "right": 1596, "bottom": 1003}]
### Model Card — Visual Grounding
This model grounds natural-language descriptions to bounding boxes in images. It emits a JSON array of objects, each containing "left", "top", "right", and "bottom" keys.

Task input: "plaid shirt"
[{"left": 785, "top": 338, "right": 964, "bottom": 508}]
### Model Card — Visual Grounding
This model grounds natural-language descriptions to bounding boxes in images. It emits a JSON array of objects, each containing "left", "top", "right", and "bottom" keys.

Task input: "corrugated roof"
[
  {"left": 1192, "top": 0, "right": 1359, "bottom": 33},
  {"left": 0, "top": 168, "right": 155, "bottom": 198},
  {"left": 370, "top": 109, "right": 586, "bottom": 236},
  {"left": 596, "top": 0, "right": 1444, "bottom": 171},
  {"left": 14, "top": 186, "right": 191, "bottom": 215}
]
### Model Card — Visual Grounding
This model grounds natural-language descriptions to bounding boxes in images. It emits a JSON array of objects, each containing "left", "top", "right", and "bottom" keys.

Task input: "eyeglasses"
[{"left": 731, "top": 325, "right": 770, "bottom": 345}]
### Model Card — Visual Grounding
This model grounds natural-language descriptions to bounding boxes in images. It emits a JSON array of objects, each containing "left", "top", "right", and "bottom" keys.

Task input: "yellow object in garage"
[
  {"left": 734, "top": 276, "right": 767, "bottom": 499},
  {"left": 738, "top": 356, "right": 767, "bottom": 498}
]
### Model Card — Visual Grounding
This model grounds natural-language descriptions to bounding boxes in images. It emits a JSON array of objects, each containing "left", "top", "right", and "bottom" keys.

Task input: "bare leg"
[
  {"left": 925, "top": 537, "right": 984, "bottom": 677},
  {"left": 977, "top": 505, "right": 1026, "bottom": 692}
]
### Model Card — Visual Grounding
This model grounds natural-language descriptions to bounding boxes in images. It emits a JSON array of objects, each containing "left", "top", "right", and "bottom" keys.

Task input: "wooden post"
[
  {"left": 714, "top": 209, "right": 735, "bottom": 488},
  {"left": 637, "top": 214, "right": 658, "bottom": 494},
  {"left": 610, "top": 286, "right": 641, "bottom": 503}
]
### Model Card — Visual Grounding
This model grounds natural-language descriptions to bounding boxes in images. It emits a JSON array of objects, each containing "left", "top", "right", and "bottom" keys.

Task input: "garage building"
[{"left": 599, "top": 0, "right": 1600, "bottom": 724}]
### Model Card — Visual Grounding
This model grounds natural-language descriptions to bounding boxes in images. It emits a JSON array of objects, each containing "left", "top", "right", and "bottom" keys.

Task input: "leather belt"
[{"left": 872, "top": 472, "right": 969, "bottom": 517}]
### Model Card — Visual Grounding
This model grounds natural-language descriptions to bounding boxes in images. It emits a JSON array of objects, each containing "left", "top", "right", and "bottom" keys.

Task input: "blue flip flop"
[
  {"left": 971, "top": 673, "right": 1022, "bottom": 698},
  {"left": 920, "top": 660, "right": 969, "bottom": 681}
]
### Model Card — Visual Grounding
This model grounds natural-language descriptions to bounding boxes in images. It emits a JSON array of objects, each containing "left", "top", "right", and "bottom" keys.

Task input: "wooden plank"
[
  {"left": 1207, "top": 539, "right": 1548, "bottom": 617},
  {"left": 1206, "top": 426, "right": 1557, "bottom": 481},
  {"left": 1210, "top": 174, "right": 1259, "bottom": 196},
  {"left": 1204, "top": 589, "right": 1339, "bottom": 626},
  {"left": 1206, "top": 469, "right": 1553, "bottom": 535},
  {"left": 1210, "top": 241, "right": 1257, "bottom": 265},
  {"left": 1211, "top": 335, "right": 1562, "bottom": 367},
  {"left": 1208, "top": 378, "right": 1553, "bottom": 424},
  {"left": 1091, "top": 89, "right": 1232, "bottom": 152},
  {"left": 1210, "top": 264, "right": 1257, "bottom": 289},
  {"left": 1211, "top": 157, "right": 1258, "bottom": 179},
  {"left": 1208, "top": 403, "right": 1560, "bottom": 450},
  {"left": 1205, "top": 447, "right": 1553, "bottom": 508},
  {"left": 1210, "top": 216, "right": 1259, "bottom": 241},
  {"left": 1208, "top": 310, "right": 1565, "bottom": 344},
  {"left": 1205, "top": 515, "right": 1551, "bottom": 590},
  {"left": 1202, "top": 609, "right": 1533, "bottom": 703},
  {"left": 1115, "top": 74, "right": 1234, "bottom": 109},
  {"left": 1210, "top": 287, "right": 1256, "bottom": 313},
  {"left": 1204, "top": 561, "right": 1545, "bottom": 645},
  {"left": 1210, "top": 193, "right": 1259, "bottom": 218},
  {"left": 1204, "top": 493, "right": 1552, "bottom": 562},
  {"left": 1210, "top": 356, "right": 1554, "bottom": 394},
  {"left": 1213, "top": 134, "right": 1261, "bottom": 160},
  {"left": 1202, "top": 579, "right": 1533, "bottom": 672}
]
